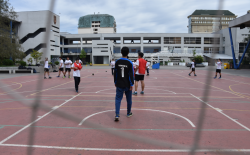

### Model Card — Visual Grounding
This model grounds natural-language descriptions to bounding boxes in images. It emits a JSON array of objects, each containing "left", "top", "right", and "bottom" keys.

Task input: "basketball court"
[{"left": 0, "top": 68, "right": 250, "bottom": 154}]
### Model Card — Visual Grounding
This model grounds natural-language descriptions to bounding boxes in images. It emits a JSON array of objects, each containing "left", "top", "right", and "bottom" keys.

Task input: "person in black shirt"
[{"left": 114, "top": 47, "right": 134, "bottom": 121}]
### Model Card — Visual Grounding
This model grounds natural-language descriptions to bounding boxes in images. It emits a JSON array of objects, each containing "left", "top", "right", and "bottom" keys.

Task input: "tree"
[
  {"left": 79, "top": 49, "right": 86, "bottom": 61},
  {"left": 27, "top": 58, "right": 33, "bottom": 65},
  {"left": 0, "top": 0, "right": 25, "bottom": 64},
  {"left": 30, "top": 50, "right": 43, "bottom": 64}
]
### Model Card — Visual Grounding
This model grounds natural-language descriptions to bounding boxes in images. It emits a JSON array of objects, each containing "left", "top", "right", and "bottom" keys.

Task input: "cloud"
[{"left": 9, "top": 0, "right": 250, "bottom": 34}]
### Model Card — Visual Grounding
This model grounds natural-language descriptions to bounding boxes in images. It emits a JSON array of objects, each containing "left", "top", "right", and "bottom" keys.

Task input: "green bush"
[
  {"left": 3, "top": 59, "right": 14, "bottom": 66},
  {"left": 183, "top": 59, "right": 185, "bottom": 62},
  {"left": 194, "top": 55, "right": 203, "bottom": 64},
  {"left": 55, "top": 61, "right": 59, "bottom": 65},
  {"left": 19, "top": 61, "right": 26, "bottom": 66}
]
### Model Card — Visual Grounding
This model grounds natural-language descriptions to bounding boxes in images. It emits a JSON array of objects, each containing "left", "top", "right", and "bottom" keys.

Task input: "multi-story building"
[
  {"left": 14, "top": 10, "right": 249, "bottom": 65},
  {"left": 188, "top": 10, "right": 237, "bottom": 33},
  {"left": 78, "top": 14, "right": 116, "bottom": 34},
  {"left": 16, "top": 10, "right": 60, "bottom": 63}
]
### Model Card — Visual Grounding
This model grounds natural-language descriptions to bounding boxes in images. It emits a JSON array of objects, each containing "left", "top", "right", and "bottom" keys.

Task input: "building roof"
[
  {"left": 229, "top": 12, "right": 250, "bottom": 28},
  {"left": 78, "top": 14, "right": 115, "bottom": 28},
  {"left": 190, "top": 10, "right": 236, "bottom": 16}
]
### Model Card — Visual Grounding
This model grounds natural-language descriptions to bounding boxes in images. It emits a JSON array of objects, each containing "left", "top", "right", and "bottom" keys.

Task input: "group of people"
[
  {"left": 188, "top": 59, "right": 223, "bottom": 79},
  {"left": 44, "top": 56, "right": 83, "bottom": 93}
]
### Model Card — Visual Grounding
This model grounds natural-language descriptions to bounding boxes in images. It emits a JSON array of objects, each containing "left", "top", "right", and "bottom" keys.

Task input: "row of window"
[
  {"left": 164, "top": 37, "right": 220, "bottom": 44},
  {"left": 192, "top": 21, "right": 229, "bottom": 24},
  {"left": 92, "top": 25, "right": 100, "bottom": 27},
  {"left": 192, "top": 17, "right": 235, "bottom": 20},
  {"left": 92, "top": 21, "right": 100, "bottom": 23}
]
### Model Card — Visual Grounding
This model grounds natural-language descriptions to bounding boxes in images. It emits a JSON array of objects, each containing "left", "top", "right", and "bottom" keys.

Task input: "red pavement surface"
[{"left": 0, "top": 68, "right": 250, "bottom": 155}]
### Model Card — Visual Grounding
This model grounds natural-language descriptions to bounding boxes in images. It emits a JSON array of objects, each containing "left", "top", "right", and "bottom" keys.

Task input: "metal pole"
[
  {"left": 228, "top": 27, "right": 237, "bottom": 69},
  {"left": 237, "top": 39, "right": 250, "bottom": 68}
]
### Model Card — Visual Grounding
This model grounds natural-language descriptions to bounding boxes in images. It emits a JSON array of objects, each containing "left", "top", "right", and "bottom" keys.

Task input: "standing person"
[
  {"left": 57, "top": 57, "right": 65, "bottom": 78},
  {"left": 71, "top": 58, "right": 82, "bottom": 93},
  {"left": 110, "top": 59, "right": 115, "bottom": 75},
  {"left": 214, "top": 59, "right": 222, "bottom": 79},
  {"left": 133, "top": 60, "right": 137, "bottom": 69},
  {"left": 64, "top": 57, "right": 72, "bottom": 78},
  {"left": 114, "top": 47, "right": 134, "bottom": 121},
  {"left": 189, "top": 59, "right": 197, "bottom": 76},
  {"left": 133, "top": 52, "right": 147, "bottom": 95},
  {"left": 44, "top": 57, "right": 51, "bottom": 79},
  {"left": 146, "top": 60, "right": 150, "bottom": 76}
]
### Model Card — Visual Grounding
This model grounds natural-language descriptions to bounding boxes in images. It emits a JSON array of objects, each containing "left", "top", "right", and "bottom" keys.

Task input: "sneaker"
[
  {"left": 214, "top": 76, "right": 217, "bottom": 79},
  {"left": 127, "top": 113, "right": 133, "bottom": 118},
  {"left": 133, "top": 92, "right": 137, "bottom": 95},
  {"left": 140, "top": 91, "right": 144, "bottom": 94},
  {"left": 147, "top": 74, "right": 149, "bottom": 76},
  {"left": 114, "top": 115, "right": 119, "bottom": 121},
  {"left": 49, "top": 77, "right": 52, "bottom": 79},
  {"left": 68, "top": 76, "right": 71, "bottom": 78},
  {"left": 57, "top": 76, "right": 60, "bottom": 77},
  {"left": 44, "top": 77, "right": 47, "bottom": 79},
  {"left": 189, "top": 74, "right": 191, "bottom": 76},
  {"left": 218, "top": 77, "right": 221, "bottom": 79},
  {"left": 194, "top": 74, "right": 197, "bottom": 76},
  {"left": 76, "top": 90, "right": 78, "bottom": 93},
  {"left": 63, "top": 75, "right": 66, "bottom": 79}
]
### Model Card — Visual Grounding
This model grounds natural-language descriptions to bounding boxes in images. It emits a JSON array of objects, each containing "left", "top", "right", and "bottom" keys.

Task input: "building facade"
[
  {"left": 14, "top": 10, "right": 249, "bottom": 65},
  {"left": 16, "top": 10, "right": 60, "bottom": 63},
  {"left": 188, "top": 10, "right": 237, "bottom": 33},
  {"left": 78, "top": 14, "right": 116, "bottom": 34}
]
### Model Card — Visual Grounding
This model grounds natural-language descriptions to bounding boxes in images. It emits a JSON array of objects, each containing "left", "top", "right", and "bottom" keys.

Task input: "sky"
[{"left": 9, "top": 0, "right": 250, "bottom": 34}]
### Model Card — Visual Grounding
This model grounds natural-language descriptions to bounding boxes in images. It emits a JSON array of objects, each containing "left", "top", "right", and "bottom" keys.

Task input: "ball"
[{"left": 92, "top": 73, "right": 94, "bottom": 76}]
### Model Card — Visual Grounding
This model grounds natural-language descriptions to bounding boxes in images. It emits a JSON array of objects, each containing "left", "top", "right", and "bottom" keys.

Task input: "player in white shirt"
[
  {"left": 64, "top": 57, "right": 72, "bottom": 78},
  {"left": 133, "top": 60, "right": 137, "bottom": 69},
  {"left": 57, "top": 57, "right": 65, "bottom": 78},
  {"left": 146, "top": 60, "right": 150, "bottom": 76},
  {"left": 188, "top": 59, "right": 197, "bottom": 76},
  {"left": 44, "top": 57, "right": 51, "bottom": 79},
  {"left": 71, "top": 58, "right": 82, "bottom": 93},
  {"left": 214, "top": 59, "right": 222, "bottom": 79},
  {"left": 110, "top": 59, "right": 115, "bottom": 75}
]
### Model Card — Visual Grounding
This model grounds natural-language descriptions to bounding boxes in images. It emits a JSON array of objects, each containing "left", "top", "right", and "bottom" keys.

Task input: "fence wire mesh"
[{"left": 0, "top": 0, "right": 249, "bottom": 154}]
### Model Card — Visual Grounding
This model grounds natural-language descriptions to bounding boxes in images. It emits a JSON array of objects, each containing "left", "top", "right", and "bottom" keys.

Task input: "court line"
[
  {"left": 27, "top": 73, "right": 97, "bottom": 97},
  {"left": 0, "top": 82, "right": 22, "bottom": 95},
  {"left": 173, "top": 73, "right": 247, "bottom": 99},
  {"left": 191, "top": 94, "right": 250, "bottom": 132},
  {"left": 0, "top": 144, "right": 250, "bottom": 153},
  {"left": 0, "top": 93, "right": 83, "bottom": 144},
  {"left": 0, "top": 125, "right": 248, "bottom": 131},
  {"left": 95, "top": 88, "right": 176, "bottom": 94},
  {"left": 229, "top": 83, "right": 250, "bottom": 99},
  {"left": 79, "top": 109, "right": 195, "bottom": 127}
]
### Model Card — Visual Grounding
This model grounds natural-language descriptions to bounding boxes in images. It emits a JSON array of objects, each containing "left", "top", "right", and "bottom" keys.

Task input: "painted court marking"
[
  {"left": 78, "top": 109, "right": 195, "bottom": 127},
  {"left": 0, "top": 93, "right": 83, "bottom": 145},
  {"left": 0, "top": 144, "right": 249, "bottom": 153},
  {"left": 191, "top": 94, "right": 250, "bottom": 132}
]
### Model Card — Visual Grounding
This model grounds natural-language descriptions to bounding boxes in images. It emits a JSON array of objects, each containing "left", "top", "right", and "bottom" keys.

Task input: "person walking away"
[
  {"left": 189, "top": 59, "right": 197, "bottom": 76},
  {"left": 64, "top": 57, "right": 72, "bottom": 78},
  {"left": 71, "top": 58, "right": 82, "bottom": 93},
  {"left": 44, "top": 57, "right": 51, "bottom": 79},
  {"left": 114, "top": 47, "right": 134, "bottom": 121},
  {"left": 133, "top": 52, "right": 147, "bottom": 95},
  {"left": 111, "top": 59, "right": 115, "bottom": 75},
  {"left": 214, "top": 59, "right": 222, "bottom": 79},
  {"left": 57, "top": 57, "right": 65, "bottom": 78},
  {"left": 146, "top": 60, "right": 150, "bottom": 76}
]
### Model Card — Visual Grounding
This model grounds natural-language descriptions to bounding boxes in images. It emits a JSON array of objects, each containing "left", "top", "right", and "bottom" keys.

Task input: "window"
[
  {"left": 184, "top": 37, "right": 201, "bottom": 44},
  {"left": 94, "top": 29, "right": 98, "bottom": 31},
  {"left": 204, "top": 38, "right": 220, "bottom": 44},
  {"left": 164, "top": 37, "right": 181, "bottom": 44},
  {"left": 101, "top": 50, "right": 108, "bottom": 52},
  {"left": 239, "top": 43, "right": 248, "bottom": 53}
]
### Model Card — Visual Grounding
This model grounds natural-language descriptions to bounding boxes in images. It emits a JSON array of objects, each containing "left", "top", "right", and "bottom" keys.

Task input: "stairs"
[{"left": 20, "top": 28, "right": 46, "bottom": 44}]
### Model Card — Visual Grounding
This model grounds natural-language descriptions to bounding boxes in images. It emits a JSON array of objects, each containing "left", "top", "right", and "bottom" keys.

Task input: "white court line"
[
  {"left": 190, "top": 94, "right": 250, "bottom": 132},
  {"left": 79, "top": 109, "right": 195, "bottom": 127},
  {"left": 0, "top": 93, "right": 82, "bottom": 144},
  {"left": 0, "top": 144, "right": 249, "bottom": 153}
]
